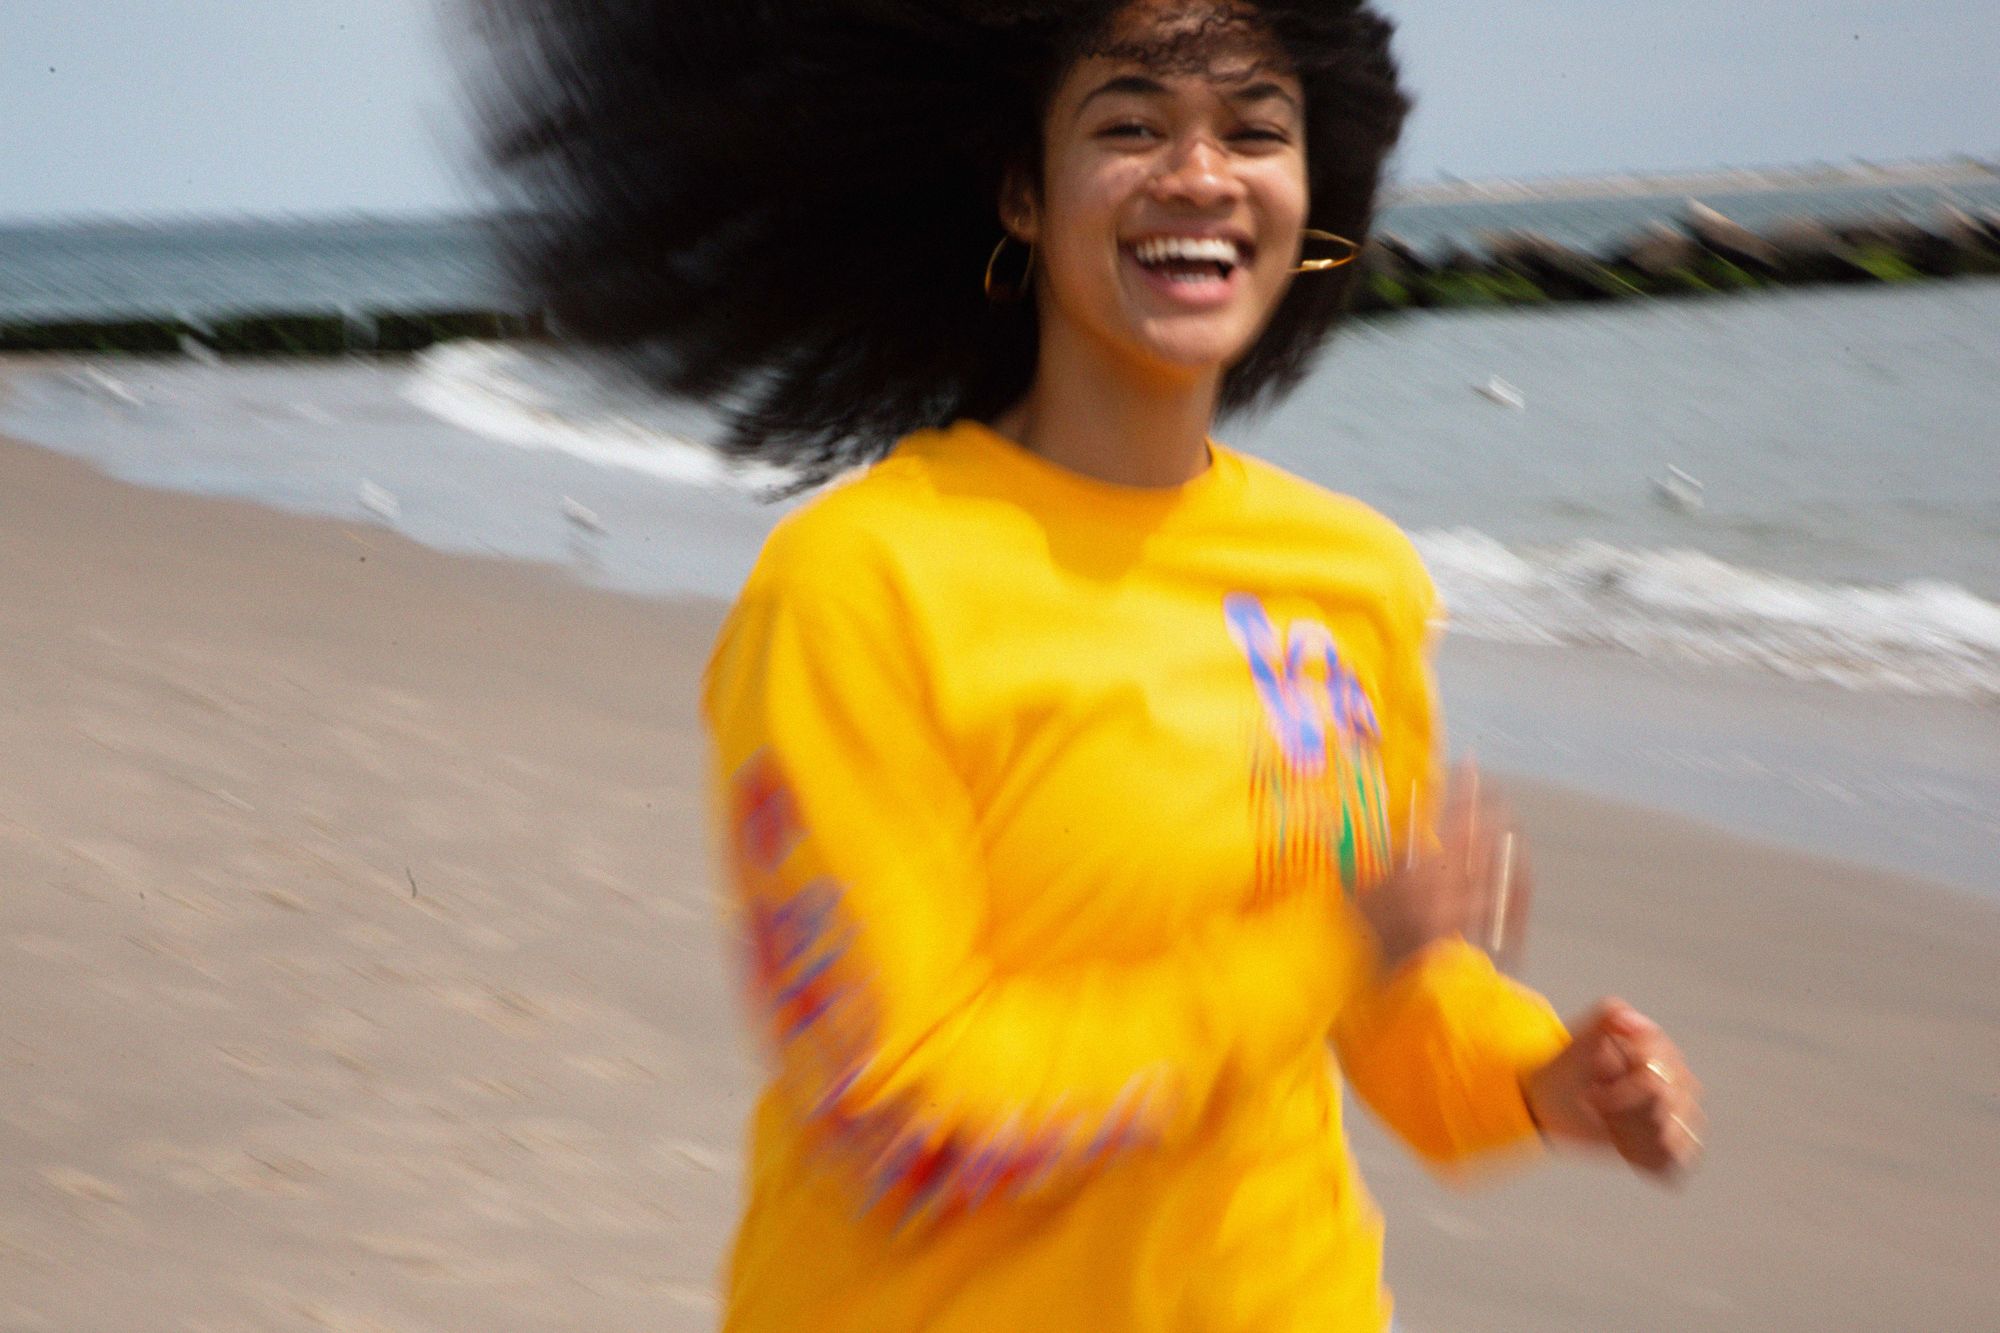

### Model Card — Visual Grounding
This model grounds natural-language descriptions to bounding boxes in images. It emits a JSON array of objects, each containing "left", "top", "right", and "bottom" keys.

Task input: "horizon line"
[{"left": 2, "top": 153, "right": 1994, "bottom": 231}]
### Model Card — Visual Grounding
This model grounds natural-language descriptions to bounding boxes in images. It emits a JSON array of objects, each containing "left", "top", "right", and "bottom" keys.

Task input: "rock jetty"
[{"left": 3, "top": 203, "right": 1997, "bottom": 355}]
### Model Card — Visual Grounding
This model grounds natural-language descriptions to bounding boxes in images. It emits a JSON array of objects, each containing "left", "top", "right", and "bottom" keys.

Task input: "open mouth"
[{"left": 1126, "top": 235, "right": 1251, "bottom": 284}]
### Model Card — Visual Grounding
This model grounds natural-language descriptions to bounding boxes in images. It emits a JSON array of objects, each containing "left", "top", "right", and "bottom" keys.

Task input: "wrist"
[
  {"left": 1519, "top": 1070, "right": 1550, "bottom": 1142},
  {"left": 1353, "top": 894, "right": 1423, "bottom": 979}
]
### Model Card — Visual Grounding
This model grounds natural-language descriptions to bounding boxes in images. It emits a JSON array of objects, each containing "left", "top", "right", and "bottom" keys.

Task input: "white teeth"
[{"left": 1131, "top": 236, "right": 1244, "bottom": 268}]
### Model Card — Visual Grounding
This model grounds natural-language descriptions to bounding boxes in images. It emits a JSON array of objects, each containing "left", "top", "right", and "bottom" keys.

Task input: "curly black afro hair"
[{"left": 468, "top": 1, "right": 1409, "bottom": 487}]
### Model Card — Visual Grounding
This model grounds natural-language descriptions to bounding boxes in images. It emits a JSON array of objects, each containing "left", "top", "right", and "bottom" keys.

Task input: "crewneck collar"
[{"left": 939, "top": 418, "right": 1246, "bottom": 521}]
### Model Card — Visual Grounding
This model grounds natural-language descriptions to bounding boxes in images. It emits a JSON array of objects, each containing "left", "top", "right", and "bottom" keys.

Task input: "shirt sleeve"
[
  {"left": 704, "top": 519, "right": 1373, "bottom": 1226},
  {"left": 1331, "top": 546, "right": 1571, "bottom": 1168}
]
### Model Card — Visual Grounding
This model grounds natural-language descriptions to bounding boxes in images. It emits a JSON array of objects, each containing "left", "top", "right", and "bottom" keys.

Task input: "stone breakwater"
[
  {"left": 3, "top": 203, "right": 1998, "bottom": 356},
  {"left": 0, "top": 308, "right": 547, "bottom": 357},
  {"left": 1386, "top": 158, "right": 1996, "bottom": 208},
  {"left": 1349, "top": 202, "right": 2000, "bottom": 314}
]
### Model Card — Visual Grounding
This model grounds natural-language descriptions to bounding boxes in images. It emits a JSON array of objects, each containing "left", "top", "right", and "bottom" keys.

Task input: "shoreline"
[
  {"left": 5, "top": 365, "right": 1992, "bottom": 900},
  {"left": 4, "top": 433, "right": 2000, "bottom": 1329},
  {"left": 6, "top": 198, "right": 1998, "bottom": 348},
  {"left": 1385, "top": 155, "right": 1999, "bottom": 207},
  {"left": 6, "top": 155, "right": 1992, "bottom": 231},
  {"left": 1434, "top": 636, "right": 2000, "bottom": 902}
]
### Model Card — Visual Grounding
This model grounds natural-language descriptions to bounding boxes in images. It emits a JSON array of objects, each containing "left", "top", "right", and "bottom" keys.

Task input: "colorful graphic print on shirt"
[
  {"left": 1224, "top": 593, "right": 1392, "bottom": 905},
  {"left": 730, "top": 750, "right": 1167, "bottom": 1226}
]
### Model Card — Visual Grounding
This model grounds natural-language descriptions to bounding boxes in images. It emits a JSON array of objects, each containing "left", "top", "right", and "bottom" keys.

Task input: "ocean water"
[
  {"left": 12, "top": 281, "right": 1994, "bottom": 701},
  {"left": 6, "top": 175, "right": 1999, "bottom": 321},
  {"left": 2, "top": 217, "right": 1996, "bottom": 894},
  {"left": 1245, "top": 281, "right": 2000, "bottom": 699},
  {"left": 0, "top": 216, "right": 517, "bottom": 323},
  {"left": 1377, "top": 178, "right": 2000, "bottom": 257}
]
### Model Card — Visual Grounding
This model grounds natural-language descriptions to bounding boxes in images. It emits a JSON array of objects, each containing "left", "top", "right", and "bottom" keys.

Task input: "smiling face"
[{"left": 1009, "top": 3, "right": 1310, "bottom": 385}]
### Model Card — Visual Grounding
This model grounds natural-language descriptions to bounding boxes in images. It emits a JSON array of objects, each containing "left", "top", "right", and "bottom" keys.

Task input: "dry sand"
[{"left": 2, "top": 435, "right": 1996, "bottom": 1331}]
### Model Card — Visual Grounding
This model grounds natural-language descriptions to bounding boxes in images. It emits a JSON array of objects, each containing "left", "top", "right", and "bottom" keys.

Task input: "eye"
[
  {"left": 1098, "top": 121, "right": 1160, "bottom": 142},
  {"left": 1230, "top": 126, "right": 1292, "bottom": 146}
]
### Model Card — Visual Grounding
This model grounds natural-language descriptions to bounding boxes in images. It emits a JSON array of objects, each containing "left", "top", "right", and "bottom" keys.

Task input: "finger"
[
  {"left": 1642, "top": 1054, "right": 1700, "bottom": 1106},
  {"left": 1439, "top": 769, "right": 1523, "bottom": 960},
  {"left": 1629, "top": 1128, "right": 1690, "bottom": 1179},
  {"left": 1435, "top": 774, "right": 1479, "bottom": 867},
  {"left": 1513, "top": 839, "right": 1535, "bottom": 946},
  {"left": 1598, "top": 1075, "right": 1704, "bottom": 1167},
  {"left": 1490, "top": 831, "right": 1532, "bottom": 970},
  {"left": 1464, "top": 764, "right": 1504, "bottom": 888},
  {"left": 1597, "top": 1019, "right": 1662, "bottom": 1073},
  {"left": 1600, "top": 1002, "right": 1664, "bottom": 1042},
  {"left": 1594, "top": 994, "right": 1632, "bottom": 1019},
  {"left": 1655, "top": 1107, "right": 1705, "bottom": 1179},
  {"left": 1579, "top": 1026, "right": 1631, "bottom": 1084},
  {"left": 1441, "top": 768, "right": 1513, "bottom": 852},
  {"left": 1480, "top": 828, "right": 1517, "bottom": 964},
  {"left": 1449, "top": 754, "right": 1481, "bottom": 811},
  {"left": 1570, "top": 1001, "right": 1638, "bottom": 1065},
  {"left": 1603, "top": 1098, "right": 1680, "bottom": 1173},
  {"left": 1439, "top": 758, "right": 1488, "bottom": 861},
  {"left": 1587, "top": 1041, "right": 1678, "bottom": 1108},
  {"left": 1615, "top": 1032, "right": 1697, "bottom": 1104},
  {"left": 1590, "top": 1068, "right": 1671, "bottom": 1117},
  {"left": 1404, "top": 777, "right": 1425, "bottom": 870},
  {"left": 1421, "top": 799, "right": 1496, "bottom": 949},
  {"left": 1473, "top": 781, "right": 1515, "bottom": 843}
]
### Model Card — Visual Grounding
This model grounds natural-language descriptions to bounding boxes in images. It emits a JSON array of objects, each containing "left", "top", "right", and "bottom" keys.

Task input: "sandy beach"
[{"left": 3, "top": 432, "right": 1997, "bottom": 1331}]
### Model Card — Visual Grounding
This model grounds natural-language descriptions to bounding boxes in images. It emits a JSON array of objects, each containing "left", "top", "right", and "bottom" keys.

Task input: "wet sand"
[{"left": 2, "top": 435, "right": 1996, "bottom": 1330}]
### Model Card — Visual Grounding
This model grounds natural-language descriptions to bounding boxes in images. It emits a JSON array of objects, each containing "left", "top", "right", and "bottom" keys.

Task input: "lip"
[
  {"left": 1119, "top": 230, "right": 1256, "bottom": 310},
  {"left": 1121, "top": 229, "right": 1257, "bottom": 261}
]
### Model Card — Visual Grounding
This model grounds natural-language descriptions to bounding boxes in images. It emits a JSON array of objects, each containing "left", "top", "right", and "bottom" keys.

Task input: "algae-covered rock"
[
  {"left": 200, "top": 312, "right": 365, "bottom": 355},
  {"left": 1414, "top": 266, "right": 1548, "bottom": 309},
  {"left": 371, "top": 309, "right": 546, "bottom": 352},
  {"left": 1692, "top": 253, "right": 1766, "bottom": 291},
  {"left": 1482, "top": 230, "right": 1638, "bottom": 301},
  {"left": 1370, "top": 233, "right": 1432, "bottom": 276},
  {"left": 1356, "top": 271, "right": 1412, "bottom": 312},
  {"left": 1935, "top": 207, "right": 2000, "bottom": 275},
  {"left": 1763, "top": 218, "right": 1874, "bottom": 284},
  {"left": 0, "top": 317, "right": 189, "bottom": 353},
  {"left": 1847, "top": 247, "right": 1923, "bottom": 283},
  {"left": 1685, "top": 202, "right": 1781, "bottom": 275},
  {"left": 1611, "top": 223, "right": 1702, "bottom": 280}
]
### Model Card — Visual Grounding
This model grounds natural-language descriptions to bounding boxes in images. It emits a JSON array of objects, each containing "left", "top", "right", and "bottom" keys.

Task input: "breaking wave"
[
  {"left": 401, "top": 340, "right": 790, "bottom": 492},
  {"left": 1415, "top": 528, "right": 2000, "bottom": 700}
]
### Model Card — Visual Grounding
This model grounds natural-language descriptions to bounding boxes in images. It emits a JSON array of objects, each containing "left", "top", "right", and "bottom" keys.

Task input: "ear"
[{"left": 997, "top": 165, "right": 1041, "bottom": 246}]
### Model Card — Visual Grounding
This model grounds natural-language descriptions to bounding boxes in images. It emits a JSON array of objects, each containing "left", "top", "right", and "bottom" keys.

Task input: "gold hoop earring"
[
  {"left": 984, "top": 233, "right": 1036, "bottom": 303},
  {"left": 1293, "top": 228, "right": 1361, "bottom": 273}
]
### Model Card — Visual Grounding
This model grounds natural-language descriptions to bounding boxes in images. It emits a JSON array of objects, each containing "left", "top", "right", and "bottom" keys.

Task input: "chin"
[{"left": 1126, "top": 322, "right": 1261, "bottom": 378}]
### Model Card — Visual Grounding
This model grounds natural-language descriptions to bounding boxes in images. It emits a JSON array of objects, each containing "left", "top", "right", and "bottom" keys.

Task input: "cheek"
[
  {"left": 1038, "top": 167, "right": 1141, "bottom": 283},
  {"left": 1040, "top": 149, "right": 1149, "bottom": 238},
  {"left": 1261, "top": 168, "right": 1311, "bottom": 237},
  {"left": 1252, "top": 184, "right": 1310, "bottom": 292}
]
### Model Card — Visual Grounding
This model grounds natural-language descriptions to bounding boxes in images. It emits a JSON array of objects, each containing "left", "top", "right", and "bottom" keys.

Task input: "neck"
[{"left": 995, "top": 320, "right": 1220, "bottom": 488}]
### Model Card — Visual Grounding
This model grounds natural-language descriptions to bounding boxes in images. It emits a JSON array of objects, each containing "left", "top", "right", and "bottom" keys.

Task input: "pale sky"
[{"left": 3, "top": 0, "right": 1994, "bottom": 221}]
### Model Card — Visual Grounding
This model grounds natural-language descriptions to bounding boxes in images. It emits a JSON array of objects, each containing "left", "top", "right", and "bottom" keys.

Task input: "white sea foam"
[
  {"left": 399, "top": 340, "right": 790, "bottom": 492},
  {"left": 391, "top": 342, "right": 2000, "bottom": 701},
  {"left": 1415, "top": 528, "right": 2000, "bottom": 700}
]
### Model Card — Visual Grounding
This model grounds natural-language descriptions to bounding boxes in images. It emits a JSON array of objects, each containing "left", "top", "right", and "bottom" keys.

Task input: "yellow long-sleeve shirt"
[{"left": 702, "top": 420, "right": 1569, "bottom": 1331}]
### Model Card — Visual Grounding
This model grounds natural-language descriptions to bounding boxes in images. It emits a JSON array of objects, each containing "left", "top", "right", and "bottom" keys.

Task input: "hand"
[
  {"left": 1522, "top": 998, "right": 1705, "bottom": 1182},
  {"left": 1358, "top": 761, "right": 1530, "bottom": 974}
]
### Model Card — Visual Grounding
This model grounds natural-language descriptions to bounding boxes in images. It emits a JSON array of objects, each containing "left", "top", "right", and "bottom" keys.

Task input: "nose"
[{"left": 1148, "top": 134, "right": 1243, "bottom": 209}]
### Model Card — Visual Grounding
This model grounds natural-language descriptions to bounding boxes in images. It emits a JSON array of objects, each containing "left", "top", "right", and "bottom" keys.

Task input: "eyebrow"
[
  {"left": 1231, "top": 80, "right": 1301, "bottom": 114},
  {"left": 1074, "top": 73, "right": 1301, "bottom": 119},
  {"left": 1075, "top": 74, "right": 1169, "bottom": 115}
]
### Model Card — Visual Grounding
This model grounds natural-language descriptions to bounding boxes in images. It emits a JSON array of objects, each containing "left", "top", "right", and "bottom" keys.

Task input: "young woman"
[{"left": 482, "top": 2, "right": 1705, "bottom": 1327}]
